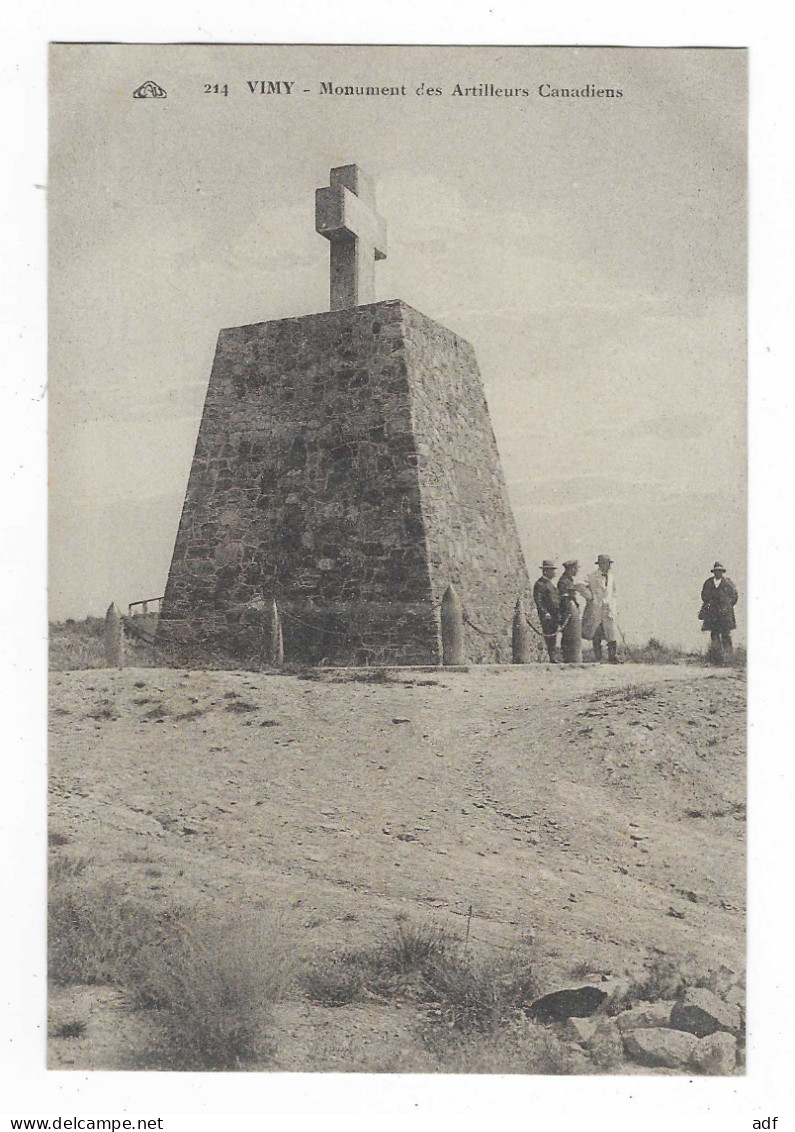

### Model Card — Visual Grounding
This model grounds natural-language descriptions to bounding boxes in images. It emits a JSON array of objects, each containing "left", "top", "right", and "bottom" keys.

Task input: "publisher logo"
[{"left": 133, "top": 81, "right": 167, "bottom": 99}]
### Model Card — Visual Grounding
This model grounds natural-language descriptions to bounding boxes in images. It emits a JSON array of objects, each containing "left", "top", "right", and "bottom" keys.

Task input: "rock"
[
  {"left": 724, "top": 985, "right": 745, "bottom": 1008},
  {"left": 689, "top": 1031, "right": 738, "bottom": 1075},
  {"left": 670, "top": 988, "right": 742, "bottom": 1037},
  {"left": 587, "top": 1018, "right": 624, "bottom": 1064},
  {"left": 711, "top": 964, "right": 740, "bottom": 993},
  {"left": 623, "top": 1027, "right": 698, "bottom": 1068},
  {"left": 527, "top": 986, "right": 608, "bottom": 1023},
  {"left": 561, "top": 1016, "right": 598, "bottom": 1044},
  {"left": 562, "top": 1047, "right": 593, "bottom": 1074},
  {"left": 615, "top": 1000, "right": 675, "bottom": 1031}
]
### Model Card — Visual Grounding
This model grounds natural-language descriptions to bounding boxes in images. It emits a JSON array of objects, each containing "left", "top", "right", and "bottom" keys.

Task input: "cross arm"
[{"left": 315, "top": 184, "right": 387, "bottom": 260}]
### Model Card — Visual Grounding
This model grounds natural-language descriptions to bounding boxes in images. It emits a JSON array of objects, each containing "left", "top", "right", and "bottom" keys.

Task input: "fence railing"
[{"left": 128, "top": 597, "right": 164, "bottom": 617}]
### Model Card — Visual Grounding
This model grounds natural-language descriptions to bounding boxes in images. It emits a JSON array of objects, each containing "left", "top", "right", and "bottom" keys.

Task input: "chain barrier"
[
  {"left": 127, "top": 596, "right": 626, "bottom": 662},
  {"left": 522, "top": 608, "right": 574, "bottom": 640}
]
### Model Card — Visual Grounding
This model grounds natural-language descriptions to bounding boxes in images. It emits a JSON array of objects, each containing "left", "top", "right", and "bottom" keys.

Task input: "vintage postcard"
[{"left": 48, "top": 44, "right": 746, "bottom": 1075}]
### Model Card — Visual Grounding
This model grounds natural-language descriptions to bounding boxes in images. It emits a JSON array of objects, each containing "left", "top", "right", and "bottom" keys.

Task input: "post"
[
  {"left": 104, "top": 602, "right": 124, "bottom": 669},
  {"left": 441, "top": 584, "right": 465, "bottom": 666},
  {"left": 512, "top": 596, "right": 533, "bottom": 663},
  {"left": 264, "top": 598, "right": 284, "bottom": 667},
  {"left": 561, "top": 605, "right": 583, "bottom": 664},
  {"left": 276, "top": 615, "right": 284, "bottom": 667}
]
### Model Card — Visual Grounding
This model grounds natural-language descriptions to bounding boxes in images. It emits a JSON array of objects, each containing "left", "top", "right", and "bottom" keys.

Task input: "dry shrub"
[
  {"left": 49, "top": 618, "right": 105, "bottom": 671},
  {"left": 175, "top": 708, "right": 206, "bottom": 722},
  {"left": 49, "top": 617, "right": 161, "bottom": 671},
  {"left": 86, "top": 699, "right": 120, "bottom": 721},
  {"left": 302, "top": 922, "right": 456, "bottom": 1006},
  {"left": 48, "top": 879, "right": 180, "bottom": 987},
  {"left": 49, "top": 854, "right": 91, "bottom": 884},
  {"left": 132, "top": 918, "right": 291, "bottom": 1070},
  {"left": 337, "top": 669, "right": 396, "bottom": 684},
  {"left": 423, "top": 1015, "right": 581, "bottom": 1074},
  {"left": 422, "top": 948, "right": 541, "bottom": 1033},
  {"left": 378, "top": 921, "right": 452, "bottom": 978},
  {"left": 632, "top": 638, "right": 692, "bottom": 665},
  {"left": 300, "top": 958, "right": 367, "bottom": 1007},
  {"left": 590, "top": 684, "right": 656, "bottom": 704},
  {"left": 52, "top": 1019, "right": 87, "bottom": 1039},
  {"left": 48, "top": 869, "right": 291, "bottom": 1070},
  {"left": 301, "top": 922, "right": 542, "bottom": 1036}
]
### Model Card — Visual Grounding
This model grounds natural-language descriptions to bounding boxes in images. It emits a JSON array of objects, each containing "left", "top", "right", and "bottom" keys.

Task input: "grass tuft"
[
  {"left": 49, "top": 854, "right": 92, "bottom": 884},
  {"left": 131, "top": 919, "right": 290, "bottom": 1070},
  {"left": 300, "top": 958, "right": 367, "bottom": 1007},
  {"left": 53, "top": 1019, "right": 87, "bottom": 1039},
  {"left": 300, "top": 922, "right": 542, "bottom": 1035},
  {"left": 48, "top": 879, "right": 181, "bottom": 987},
  {"left": 379, "top": 921, "right": 452, "bottom": 977},
  {"left": 48, "top": 869, "right": 290, "bottom": 1070},
  {"left": 421, "top": 1015, "right": 582, "bottom": 1073},
  {"left": 590, "top": 684, "right": 657, "bottom": 703},
  {"left": 175, "top": 708, "right": 206, "bottom": 722}
]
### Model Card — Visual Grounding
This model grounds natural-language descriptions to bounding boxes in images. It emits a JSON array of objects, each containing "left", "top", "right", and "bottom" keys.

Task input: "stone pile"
[{"left": 527, "top": 977, "right": 744, "bottom": 1075}]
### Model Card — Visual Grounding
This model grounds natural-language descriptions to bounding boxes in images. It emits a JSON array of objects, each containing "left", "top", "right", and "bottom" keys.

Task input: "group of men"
[
  {"left": 531, "top": 556, "right": 739, "bottom": 664},
  {"left": 533, "top": 554, "right": 620, "bottom": 664}
]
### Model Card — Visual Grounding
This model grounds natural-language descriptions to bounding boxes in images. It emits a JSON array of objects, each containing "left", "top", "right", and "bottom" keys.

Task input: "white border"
[{"left": 3, "top": 1, "right": 793, "bottom": 1126}]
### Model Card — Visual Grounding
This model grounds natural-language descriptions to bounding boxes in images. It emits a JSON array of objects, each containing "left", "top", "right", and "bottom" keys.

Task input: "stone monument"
[{"left": 157, "top": 164, "right": 535, "bottom": 666}]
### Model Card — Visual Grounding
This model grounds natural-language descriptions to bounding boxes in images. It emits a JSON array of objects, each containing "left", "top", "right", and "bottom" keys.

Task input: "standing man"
[
  {"left": 558, "top": 559, "right": 584, "bottom": 663},
  {"left": 586, "top": 554, "right": 621, "bottom": 664},
  {"left": 533, "top": 560, "right": 560, "bottom": 663},
  {"left": 699, "top": 561, "right": 739, "bottom": 663}
]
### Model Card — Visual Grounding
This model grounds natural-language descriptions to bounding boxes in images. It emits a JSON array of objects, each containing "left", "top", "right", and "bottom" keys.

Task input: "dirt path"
[{"left": 49, "top": 662, "right": 744, "bottom": 971}]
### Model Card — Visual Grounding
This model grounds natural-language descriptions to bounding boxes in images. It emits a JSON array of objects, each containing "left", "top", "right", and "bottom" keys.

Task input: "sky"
[{"left": 49, "top": 44, "right": 746, "bottom": 647}]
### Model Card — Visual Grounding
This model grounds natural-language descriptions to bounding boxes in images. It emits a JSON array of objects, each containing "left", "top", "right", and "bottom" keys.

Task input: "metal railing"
[{"left": 127, "top": 596, "right": 164, "bottom": 617}]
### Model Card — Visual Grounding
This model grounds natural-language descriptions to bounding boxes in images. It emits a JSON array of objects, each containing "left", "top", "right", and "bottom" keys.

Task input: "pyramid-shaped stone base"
[{"left": 157, "top": 300, "right": 536, "bottom": 666}]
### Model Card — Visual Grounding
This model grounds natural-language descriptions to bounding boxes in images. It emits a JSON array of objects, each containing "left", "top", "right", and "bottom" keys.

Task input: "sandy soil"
[{"left": 48, "top": 661, "right": 745, "bottom": 1071}]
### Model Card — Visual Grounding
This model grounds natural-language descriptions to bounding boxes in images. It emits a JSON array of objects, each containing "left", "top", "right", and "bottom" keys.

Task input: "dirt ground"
[{"left": 48, "top": 662, "right": 745, "bottom": 1071}]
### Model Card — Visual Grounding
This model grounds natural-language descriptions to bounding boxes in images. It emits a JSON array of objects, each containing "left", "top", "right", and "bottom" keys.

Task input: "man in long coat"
[
  {"left": 585, "top": 554, "right": 621, "bottom": 663},
  {"left": 533, "top": 560, "right": 561, "bottom": 663},
  {"left": 699, "top": 561, "right": 738, "bottom": 662}
]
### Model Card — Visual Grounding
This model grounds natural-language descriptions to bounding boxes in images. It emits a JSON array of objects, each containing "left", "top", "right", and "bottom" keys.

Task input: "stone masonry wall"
[
  {"left": 157, "top": 299, "right": 535, "bottom": 666},
  {"left": 399, "top": 304, "right": 539, "bottom": 663},
  {"left": 158, "top": 301, "right": 439, "bottom": 665}
]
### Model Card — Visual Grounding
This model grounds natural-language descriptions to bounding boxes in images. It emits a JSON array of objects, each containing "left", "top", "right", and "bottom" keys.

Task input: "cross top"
[{"left": 315, "top": 164, "right": 387, "bottom": 311}]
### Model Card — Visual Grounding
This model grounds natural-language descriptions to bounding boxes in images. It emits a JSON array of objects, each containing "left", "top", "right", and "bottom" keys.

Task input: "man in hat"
[
  {"left": 533, "top": 560, "right": 561, "bottom": 663},
  {"left": 557, "top": 560, "right": 585, "bottom": 663},
  {"left": 699, "top": 561, "right": 738, "bottom": 663},
  {"left": 586, "top": 554, "right": 621, "bottom": 663}
]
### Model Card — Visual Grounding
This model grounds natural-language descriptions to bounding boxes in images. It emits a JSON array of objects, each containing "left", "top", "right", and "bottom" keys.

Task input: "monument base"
[{"left": 157, "top": 299, "right": 538, "bottom": 666}]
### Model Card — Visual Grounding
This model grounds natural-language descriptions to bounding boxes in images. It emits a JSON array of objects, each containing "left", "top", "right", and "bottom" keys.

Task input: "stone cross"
[{"left": 315, "top": 164, "right": 387, "bottom": 311}]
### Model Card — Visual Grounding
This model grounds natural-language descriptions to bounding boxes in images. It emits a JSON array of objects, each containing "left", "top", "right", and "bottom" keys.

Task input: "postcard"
[{"left": 47, "top": 43, "right": 746, "bottom": 1077}]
